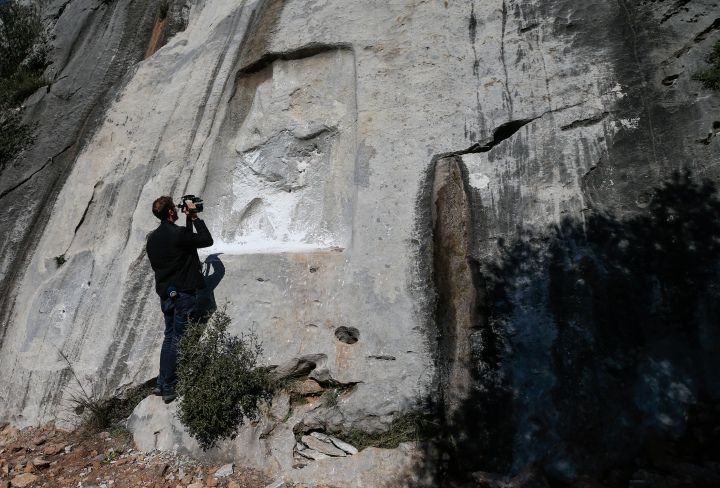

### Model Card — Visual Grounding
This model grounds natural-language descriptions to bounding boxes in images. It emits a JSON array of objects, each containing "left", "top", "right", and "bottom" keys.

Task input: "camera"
[{"left": 177, "top": 194, "right": 204, "bottom": 213}]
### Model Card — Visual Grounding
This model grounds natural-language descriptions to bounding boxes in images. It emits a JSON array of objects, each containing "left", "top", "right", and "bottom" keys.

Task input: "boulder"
[{"left": 9, "top": 473, "right": 38, "bottom": 488}]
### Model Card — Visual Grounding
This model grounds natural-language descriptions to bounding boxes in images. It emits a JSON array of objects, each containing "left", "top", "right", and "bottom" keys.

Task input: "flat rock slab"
[
  {"left": 215, "top": 463, "right": 234, "bottom": 477},
  {"left": 310, "top": 431, "right": 358, "bottom": 455},
  {"left": 300, "top": 435, "right": 346, "bottom": 457},
  {"left": 296, "top": 447, "right": 329, "bottom": 461}
]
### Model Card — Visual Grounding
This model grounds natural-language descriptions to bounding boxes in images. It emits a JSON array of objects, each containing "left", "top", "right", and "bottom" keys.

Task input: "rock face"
[{"left": 1, "top": 0, "right": 719, "bottom": 486}]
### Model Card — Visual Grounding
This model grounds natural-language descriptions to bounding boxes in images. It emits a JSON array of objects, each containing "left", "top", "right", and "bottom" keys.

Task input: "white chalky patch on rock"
[
  {"left": 619, "top": 117, "right": 640, "bottom": 129},
  {"left": 610, "top": 82, "right": 626, "bottom": 98},
  {"left": 204, "top": 50, "right": 357, "bottom": 255}
]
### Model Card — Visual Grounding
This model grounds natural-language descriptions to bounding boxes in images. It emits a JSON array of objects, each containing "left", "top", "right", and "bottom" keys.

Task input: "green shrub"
[
  {"left": 159, "top": 0, "right": 170, "bottom": 20},
  {"left": 0, "top": 0, "right": 47, "bottom": 167},
  {"left": 0, "top": 107, "right": 34, "bottom": 169},
  {"left": 693, "top": 40, "right": 720, "bottom": 91},
  {"left": 176, "top": 309, "right": 275, "bottom": 450},
  {"left": 0, "top": 2, "right": 46, "bottom": 80}
]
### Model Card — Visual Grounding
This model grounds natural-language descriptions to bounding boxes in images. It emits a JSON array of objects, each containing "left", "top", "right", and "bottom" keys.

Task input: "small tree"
[{"left": 176, "top": 309, "right": 274, "bottom": 450}]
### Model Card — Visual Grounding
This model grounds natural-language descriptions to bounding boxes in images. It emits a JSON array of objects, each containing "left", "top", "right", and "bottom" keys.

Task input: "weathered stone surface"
[{"left": 41, "top": 444, "right": 65, "bottom": 456}]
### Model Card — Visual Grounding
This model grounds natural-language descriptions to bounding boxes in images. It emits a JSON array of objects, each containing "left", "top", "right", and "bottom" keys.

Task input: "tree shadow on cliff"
[{"left": 413, "top": 170, "right": 720, "bottom": 487}]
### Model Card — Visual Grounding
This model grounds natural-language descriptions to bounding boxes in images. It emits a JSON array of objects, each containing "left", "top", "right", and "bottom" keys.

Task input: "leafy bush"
[
  {"left": 0, "top": 0, "right": 47, "bottom": 167},
  {"left": 693, "top": 40, "right": 720, "bottom": 91},
  {"left": 176, "top": 309, "right": 275, "bottom": 450}
]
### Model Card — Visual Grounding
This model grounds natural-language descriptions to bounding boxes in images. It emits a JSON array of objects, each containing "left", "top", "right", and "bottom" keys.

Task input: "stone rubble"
[{"left": 0, "top": 423, "right": 335, "bottom": 488}]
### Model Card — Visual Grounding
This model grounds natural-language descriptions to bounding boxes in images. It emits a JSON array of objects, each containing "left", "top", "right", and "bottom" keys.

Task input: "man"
[{"left": 146, "top": 196, "right": 214, "bottom": 403}]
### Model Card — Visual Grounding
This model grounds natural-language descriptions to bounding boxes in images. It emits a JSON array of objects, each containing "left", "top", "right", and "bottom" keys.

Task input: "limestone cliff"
[{"left": 0, "top": 0, "right": 718, "bottom": 486}]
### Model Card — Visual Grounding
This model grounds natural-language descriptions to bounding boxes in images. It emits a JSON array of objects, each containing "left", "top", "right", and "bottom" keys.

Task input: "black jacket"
[{"left": 146, "top": 217, "right": 214, "bottom": 298}]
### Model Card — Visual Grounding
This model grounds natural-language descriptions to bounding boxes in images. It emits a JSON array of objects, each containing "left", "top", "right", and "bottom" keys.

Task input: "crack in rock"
[
  {"left": 660, "top": 0, "right": 691, "bottom": 23},
  {"left": 0, "top": 143, "right": 73, "bottom": 200},
  {"left": 73, "top": 181, "right": 102, "bottom": 235},
  {"left": 561, "top": 111, "right": 611, "bottom": 131},
  {"left": 238, "top": 43, "right": 353, "bottom": 75},
  {"left": 662, "top": 73, "right": 681, "bottom": 86},
  {"left": 672, "top": 18, "right": 720, "bottom": 59}
]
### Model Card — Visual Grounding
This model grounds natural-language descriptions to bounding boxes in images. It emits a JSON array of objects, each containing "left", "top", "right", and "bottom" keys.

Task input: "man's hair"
[{"left": 152, "top": 196, "right": 175, "bottom": 220}]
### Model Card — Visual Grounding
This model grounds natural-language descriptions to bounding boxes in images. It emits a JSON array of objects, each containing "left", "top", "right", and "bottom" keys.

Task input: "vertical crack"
[
  {"left": 500, "top": 0, "right": 514, "bottom": 117},
  {"left": 73, "top": 181, "right": 101, "bottom": 235}
]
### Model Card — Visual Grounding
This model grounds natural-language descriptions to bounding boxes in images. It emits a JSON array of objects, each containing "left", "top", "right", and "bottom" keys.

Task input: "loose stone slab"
[
  {"left": 301, "top": 435, "right": 347, "bottom": 457},
  {"left": 295, "top": 446, "right": 329, "bottom": 461},
  {"left": 215, "top": 463, "right": 234, "bottom": 477},
  {"left": 310, "top": 432, "right": 358, "bottom": 455}
]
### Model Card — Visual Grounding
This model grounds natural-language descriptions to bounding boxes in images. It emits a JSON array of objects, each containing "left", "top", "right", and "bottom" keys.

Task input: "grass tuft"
[
  {"left": 329, "top": 413, "right": 437, "bottom": 451},
  {"left": 58, "top": 348, "right": 153, "bottom": 436}
]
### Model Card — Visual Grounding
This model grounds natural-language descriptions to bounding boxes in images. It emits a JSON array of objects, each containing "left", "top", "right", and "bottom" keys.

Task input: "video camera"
[{"left": 177, "top": 194, "right": 204, "bottom": 213}]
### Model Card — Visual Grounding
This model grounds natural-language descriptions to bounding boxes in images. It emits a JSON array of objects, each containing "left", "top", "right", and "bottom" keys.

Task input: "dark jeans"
[{"left": 157, "top": 291, "right": 198, "bottom": 393}]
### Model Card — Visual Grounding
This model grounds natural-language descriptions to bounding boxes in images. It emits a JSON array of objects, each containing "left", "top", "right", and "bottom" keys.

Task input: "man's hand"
[{"left": 183, "top": 200, "right": 198, "bottom": 219}]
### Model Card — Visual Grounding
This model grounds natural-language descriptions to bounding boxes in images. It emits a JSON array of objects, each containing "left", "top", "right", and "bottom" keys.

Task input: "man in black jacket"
[{"left": 146, "top": 196, "right": 214, "bottom": 402}]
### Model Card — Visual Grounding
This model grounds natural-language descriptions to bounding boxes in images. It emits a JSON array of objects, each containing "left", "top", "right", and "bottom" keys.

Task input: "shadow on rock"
[
  {"left": 413, "top": 171, "right": 720, "bottom": 487},
  {"left": 197, "top": 253, "right": 225, "bottom": 317}
]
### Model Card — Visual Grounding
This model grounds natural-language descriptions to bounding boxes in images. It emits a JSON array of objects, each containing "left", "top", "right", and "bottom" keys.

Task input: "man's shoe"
[
  {"left": 162, "top": 389, "right": 177, "bottom": 404},
  {"left": 152, "top": 386, "right": 163, "bottom": 396}
]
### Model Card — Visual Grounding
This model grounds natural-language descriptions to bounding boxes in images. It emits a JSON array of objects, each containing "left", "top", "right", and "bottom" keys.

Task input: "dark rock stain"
[{"left": 469, "top": 3, "right": 477, "bottom": 44}]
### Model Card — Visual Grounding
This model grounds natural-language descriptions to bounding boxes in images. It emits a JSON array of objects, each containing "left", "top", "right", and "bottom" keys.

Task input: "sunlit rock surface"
[{"left": 0, "top": 0, "right": 718, "bottom": 485}]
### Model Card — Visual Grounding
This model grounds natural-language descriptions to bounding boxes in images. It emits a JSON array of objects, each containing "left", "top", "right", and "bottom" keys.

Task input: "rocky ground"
[{"left": 0, "top": 423, "right": 331, "bottom": 488}]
